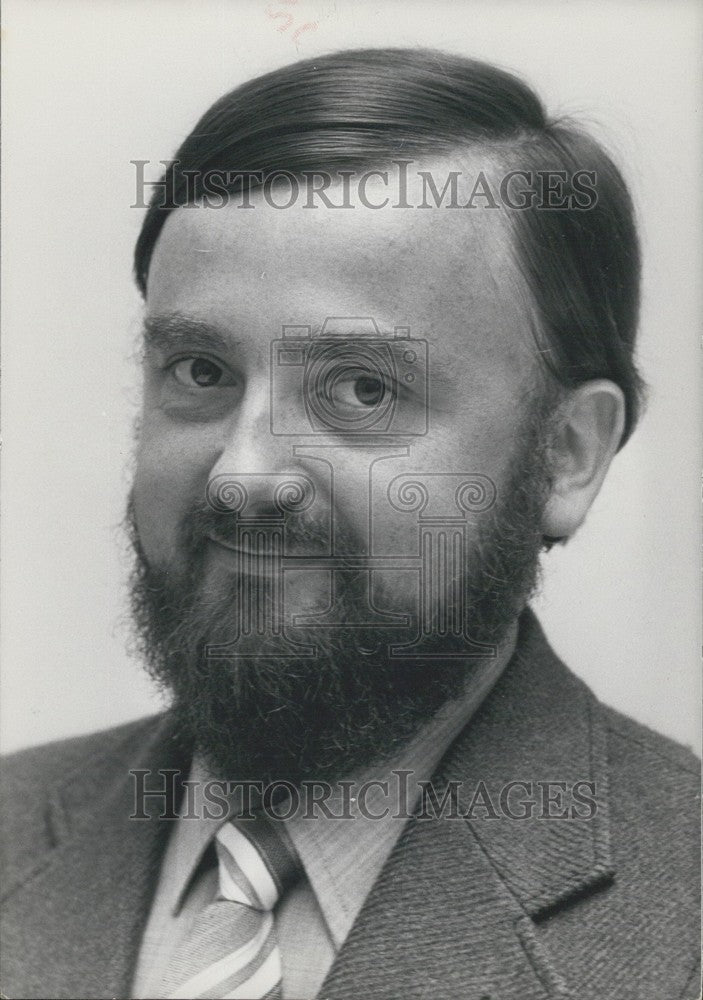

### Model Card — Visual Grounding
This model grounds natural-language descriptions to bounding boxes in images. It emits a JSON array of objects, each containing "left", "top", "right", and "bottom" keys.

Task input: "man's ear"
[{"left": 542, "top": 379, "right": 625, "bottom": 539}]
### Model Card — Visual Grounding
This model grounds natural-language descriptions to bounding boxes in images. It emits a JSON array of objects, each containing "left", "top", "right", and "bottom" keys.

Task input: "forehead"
[{"left": 146, "top": 162, "right": 537, "bottom": 374}]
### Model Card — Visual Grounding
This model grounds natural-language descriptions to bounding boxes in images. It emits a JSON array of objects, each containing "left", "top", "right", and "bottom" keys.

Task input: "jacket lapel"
[
  {"left": 320, "top": 609, "right": 612, "bottom": 1000},
  {"left": 1, "top": 714, "right": 189, "bottom": 1000}
]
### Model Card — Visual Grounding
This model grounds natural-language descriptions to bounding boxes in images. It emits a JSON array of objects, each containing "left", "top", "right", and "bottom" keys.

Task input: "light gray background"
[{"left": 2, "top": 0, "right": 700, "bottom": 755}]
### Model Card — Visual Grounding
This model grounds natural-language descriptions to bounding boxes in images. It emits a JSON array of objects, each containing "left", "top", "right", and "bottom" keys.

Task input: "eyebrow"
[
  {"left": 142, "top": 314, "right": 235, "bottom": 354},
  {"left": 142, "top": 313, "right": 456, "bottom": 386}
]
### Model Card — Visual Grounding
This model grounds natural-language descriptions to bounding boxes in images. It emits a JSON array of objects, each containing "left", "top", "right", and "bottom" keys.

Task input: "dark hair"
[{"left": 134, "top": 47, "right": 644, "bottom": 445}]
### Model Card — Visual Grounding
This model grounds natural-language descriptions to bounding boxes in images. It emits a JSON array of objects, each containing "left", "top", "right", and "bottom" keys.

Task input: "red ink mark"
[
  {"left": 267, "top": 8, "right": 294, "bottom": 30},
  {"left": 292, "top": 21, "right": 318, "bottom": 42},
  {"left": 265, "top": 1, "right": 318, "bottom": 43}
]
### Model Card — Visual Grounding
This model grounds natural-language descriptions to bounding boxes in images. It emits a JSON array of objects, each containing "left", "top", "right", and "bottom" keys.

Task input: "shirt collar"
[{"left": 164, "top": 624, "right": 517, "bottom": 943}]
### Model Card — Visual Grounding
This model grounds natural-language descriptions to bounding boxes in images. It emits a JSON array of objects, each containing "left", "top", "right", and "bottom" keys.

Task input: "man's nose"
[{"left": 205, "top": 383, "right": 303, "bottom": 517}]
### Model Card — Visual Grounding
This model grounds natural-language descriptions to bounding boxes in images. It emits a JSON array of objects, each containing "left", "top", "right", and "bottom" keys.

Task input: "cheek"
[
  {"left": 132, "top": 415, "right": 218, "bottom": 566},
  {"left": 412, "top": 408, "right": 517, "bottom": 482}
]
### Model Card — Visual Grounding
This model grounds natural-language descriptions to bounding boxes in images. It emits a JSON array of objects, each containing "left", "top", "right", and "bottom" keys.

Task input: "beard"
[{"left": 127, "top": 401, "right": 556, "bottom": 787}]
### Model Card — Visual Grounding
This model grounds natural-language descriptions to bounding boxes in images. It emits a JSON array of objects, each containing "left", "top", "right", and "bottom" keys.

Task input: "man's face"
[{"left": 129, "top": 165, "right": 554, "bottom": 783}]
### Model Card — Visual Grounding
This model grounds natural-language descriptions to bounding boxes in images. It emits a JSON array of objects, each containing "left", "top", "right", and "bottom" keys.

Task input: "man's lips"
[{"left": 205, "top": 535, "right": 280, "bottom": 574}]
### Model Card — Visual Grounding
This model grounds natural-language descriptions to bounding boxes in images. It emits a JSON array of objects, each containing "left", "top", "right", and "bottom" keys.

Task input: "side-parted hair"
[{"left": 134, "top": 47, "right": 643, "bottom": 445}]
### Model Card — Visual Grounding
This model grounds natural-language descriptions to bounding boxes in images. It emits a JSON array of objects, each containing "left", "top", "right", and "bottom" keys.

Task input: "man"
[{"left": 1, "top": 47, "right": 699, "bottom": 1000}]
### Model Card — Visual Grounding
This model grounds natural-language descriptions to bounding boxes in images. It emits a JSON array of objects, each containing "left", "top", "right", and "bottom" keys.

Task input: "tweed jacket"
[{"left": 1, "top": 611, "right": 699, "bottom": 1000}]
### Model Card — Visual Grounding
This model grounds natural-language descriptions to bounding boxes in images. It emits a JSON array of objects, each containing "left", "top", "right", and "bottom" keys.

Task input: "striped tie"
[{"left": 158, "top": 814, "right": 299, "bottom": 1000}]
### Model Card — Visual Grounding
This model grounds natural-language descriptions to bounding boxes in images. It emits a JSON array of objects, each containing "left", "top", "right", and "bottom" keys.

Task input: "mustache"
[{"left": 185, "top": 497, "right": 356, "bottom": 557}]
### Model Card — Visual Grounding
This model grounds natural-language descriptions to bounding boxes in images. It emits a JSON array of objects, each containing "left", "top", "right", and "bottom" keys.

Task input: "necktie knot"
[
  {"left": 215, "top": 813, "right": 299, "bottom": 912},
  {"left": 158, "top": 813, "right": 299, "bottom": 999}
]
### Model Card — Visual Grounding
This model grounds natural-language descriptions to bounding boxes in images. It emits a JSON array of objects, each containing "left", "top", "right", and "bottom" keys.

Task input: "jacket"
[{"left": 1, "top": 611, "right": 699, "bottom": 999}]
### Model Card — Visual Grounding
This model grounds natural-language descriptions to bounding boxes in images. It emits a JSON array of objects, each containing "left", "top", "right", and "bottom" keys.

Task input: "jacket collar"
[{"left": 446, "top": 607, "right": 613, "bottom": 918}]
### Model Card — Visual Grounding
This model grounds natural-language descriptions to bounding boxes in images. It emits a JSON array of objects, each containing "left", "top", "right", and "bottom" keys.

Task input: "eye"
[
  {"left": 353, "top": 375, "right": 385, "bottom": 407},
  {"left": 171, "top": 357, "right": 232, "bottom": 388},
  {"left": 326, "top": 370, "right": 391, "bottom": 411}
]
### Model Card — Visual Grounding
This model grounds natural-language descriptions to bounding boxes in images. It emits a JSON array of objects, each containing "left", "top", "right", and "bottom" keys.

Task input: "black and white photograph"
[{"left": 1, "top": 2, "right": 700, "bottom": 998}]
